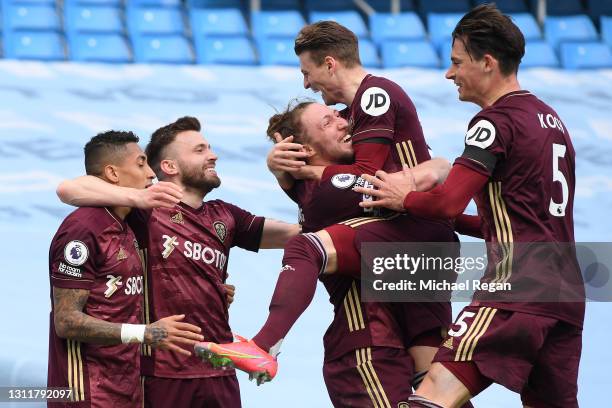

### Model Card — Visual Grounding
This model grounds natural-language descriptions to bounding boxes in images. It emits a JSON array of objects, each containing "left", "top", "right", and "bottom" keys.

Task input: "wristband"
[{"left": 121, "top": 324, "right": 146, "bottom": 344}]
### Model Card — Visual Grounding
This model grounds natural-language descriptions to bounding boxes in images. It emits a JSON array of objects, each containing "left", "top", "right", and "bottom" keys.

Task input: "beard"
[{"left": 179, "top": 162, "right": 221, "bottom": 194}]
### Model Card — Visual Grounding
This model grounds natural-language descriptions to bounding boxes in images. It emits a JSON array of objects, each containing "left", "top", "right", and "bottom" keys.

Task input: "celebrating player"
[
  {"left": 48, "top": 131, "right": 204, "bottom": 408},
  {"left": 354, "top": 5, "right": 584, "bottom": 408},
  {"left": 56, "top": 117, "right": 300, "bottom": 407}
]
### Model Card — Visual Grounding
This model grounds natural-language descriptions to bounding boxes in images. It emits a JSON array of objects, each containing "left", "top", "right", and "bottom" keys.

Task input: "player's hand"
[
  {"left": 134, "top": 182, "right": 183, "bottom": 209},
  {"left": 353, "top": 165, "right": 416, "bottom": 212},
  {"left": 145, "top": 314, "right": 204, "bottom": 356},
  {"left": 223, "top": 284, "right": 235, "bottom": 306},
  {"left": 267, "top": 134, "right": 311, "bottom": 175}
]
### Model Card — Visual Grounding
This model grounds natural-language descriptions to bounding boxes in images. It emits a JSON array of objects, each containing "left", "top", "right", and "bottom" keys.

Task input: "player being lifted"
[
  {"left": 354, "top": 5, "right": 584, "bottom": 408},
  {"left": 56, "top": 118, "right": 300, "bottom": 407},
  {"left": 48, "top": 131, "right": 203, "bottom": 408}
]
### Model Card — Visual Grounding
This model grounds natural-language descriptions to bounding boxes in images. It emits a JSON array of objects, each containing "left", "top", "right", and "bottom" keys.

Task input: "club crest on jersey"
[
  {"left": 104, "top": 275, "right": 122, "bottom": 298},
  {"left": 116, "top": 246, "right": 128, "bottom": 261},
  {"left": 331, "top": 174, "right": 357, "bottom": 189},
  {"left": 213, "top": 221, "right": 227, "bottom": 242},
  {"left": 465, "top": 119, "right": 496, "bottom": 149},
  {"left": 161, "top": 235, "right": 179, "bottom": 259},
  {"left": 64, "top": 240, "right": 89, "bottom": 266},
  {"left": 360, "top": 86, "right": 390, "bottom": 116},
  {"left": 171, "top": 211, "right": 184, "bottom": 224}
]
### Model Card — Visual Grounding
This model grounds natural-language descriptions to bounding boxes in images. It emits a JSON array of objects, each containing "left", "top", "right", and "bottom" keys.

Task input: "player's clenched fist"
[
  {"left": 145, "top": 314, "right": 204, "bottom": 356},
  {"left": 266, "top": 134, "right": 310, "bottom": 174},
  {"left": 134, "top": 181, "right": 183, "bottom": 209},
  {"left": 224, "top": 284, "right": 236, "bottom": 306}
]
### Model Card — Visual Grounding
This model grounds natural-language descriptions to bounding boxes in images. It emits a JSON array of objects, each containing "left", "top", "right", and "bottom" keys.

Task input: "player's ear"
[
  {"left": 102, "top": 164, "right": 120, "bottom": 184},
  {"left": 302, "top": 144, "right": 315, "bottom": 157},
  {"left": 324, "top": 56, "right": 335, "bottom": 73},
  {"left": 482, "top": 54, "right": 496, "bottom": 73},
  {"left": 160, "top": 159, "right": 178, "bottom": 177}
]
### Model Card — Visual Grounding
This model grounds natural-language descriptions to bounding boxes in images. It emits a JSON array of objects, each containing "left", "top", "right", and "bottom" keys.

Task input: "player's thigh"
[
  {"left": 323, "top": 347, "right": 413, "bottom": 408},
  {"left": 144, "top": 377, "right": 195, "bottom": 408},
  {"left": 199, "top": 375, "right": 241, "bottom": 408},
  {"left": 520, "top": 322, "right": 582, "bottom": 408}
]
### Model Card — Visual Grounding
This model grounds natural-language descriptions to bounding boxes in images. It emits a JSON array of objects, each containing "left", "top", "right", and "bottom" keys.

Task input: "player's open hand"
[
  {"left": 223, "top": 284, "right": 235, "bottom": 306},
  {"left": 145, "top": 314, "right": 204, "bottom": 356},
  {"left": 267, "top": 134, "right": 311, "bottom": 175},
  {"left": 353, "top": 165, "right": 416, "bottom": 212},
  {"left": 135, "top": 182, "right": 183, "bottom": 209}
]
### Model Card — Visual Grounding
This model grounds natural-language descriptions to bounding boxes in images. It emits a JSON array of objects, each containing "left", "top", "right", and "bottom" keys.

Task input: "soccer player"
[
  {"left": 48, "top": 131, "right": 204, "bottom": 408},
  {"left": 354, "top": 5, "right": 584, "bottom": 408},
  {"left": 56, "top": 117, "right": 300, "bottom": 407}
]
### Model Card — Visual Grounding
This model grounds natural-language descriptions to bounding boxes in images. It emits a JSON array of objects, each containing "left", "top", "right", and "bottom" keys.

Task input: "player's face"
[
  {"left": 172, "top": 130, "right": 221, "bottom": 193},
  {"left": 299, "top": 52, "right": 339, "bottom": 105},
  {"left": 300, "top": 103, "right": 353, "bottom": 163},
  {"left": 445, "top": 38, "right": 487, "bottom": 105},
  {"left": 114, "top": 143, "right": 155, "bottom": 190}
]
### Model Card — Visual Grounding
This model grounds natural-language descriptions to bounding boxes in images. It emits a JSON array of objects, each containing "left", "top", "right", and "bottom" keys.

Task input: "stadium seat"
[
  {"left": 2, "top": 4, "right": 60, "bottom": 31},
  {"left": 68, "top": 33, "right": 130, "bottom": 62},
  {"left": 188, "top": 0, "right": 243, "bottom": 9},
  {"left": 4, "top": 31, "right": 64, "bottom": 60},
  {"left": 194, "top": 35, "right": 256, "bottom": 65},
  {"left": 309, "top": 11, "right": 368, "bottom": 38},
  {"left": 359, "top": 38, "right": 380, "bottom": 68},
  {"left": 128, "top": 0, "right": 182, "bottom": 7},
  {"left": 369, "top": 0, "right": 415, "bottom": 12},
  {"left": 257, "top": 37, "right": 299, "bottom": 66},
  {"left": 64, "top": 5, "right": 123, "bottom": 34},
  {"left": 560, "top": 41, "right": 612, "bottom": 69},
  {"left": 509, "top": 13, "right": 541, "bottom": 40},
  {"left": 132, "top": 34, "right": 193, "bottom": 63},
  {"left": 381, "top": 39, "right": 439, "bottom": 68},
  {"left": 602, "top": 16, "right": 612, "bottom": 47},
  {"left": 522, "top": 40, "right": 559, "bottom": 68},
  {"left": 190, "top": 8, "right": 248, "bottom": 37},
  {"left": 528, "top": 0, "right": 584, "bottom": 15},
  {"left": 251, "top": 10, "right": 305, "bottom": 41},
  {"left": 304, "top": 0, "right": 355, "bottom": 11},
  {"left": 260, "top": 0, "right": 300, "bottom": 10},
  {"left": 440, "top": 41, "right": 452, "bottom": 67},
  {"left": 370, "top": 12, "right": 426, "bottom": 45},
  {"left": 427, "top": 13, "right": 463, "bottom": 50},
  {"left": 545, "top": 15, "right": 598, "bottom": 50},
  {"left": 3, "top": 0, "right": 55, "bottom": 4},
  {"left": 126, "top": 7, "right": 185, "bottom": 35},
  {"left": 64, "top": 0, "right": 122, "bottom": 5},
  {"left": 588, "top": 0, "right": 612, "bottom": 22},
  {"left": 419, "top": 0, "right": 470, "bottom": 15},
  {"left": 472, "top": 0, "right": 528, "bottom": 13}
]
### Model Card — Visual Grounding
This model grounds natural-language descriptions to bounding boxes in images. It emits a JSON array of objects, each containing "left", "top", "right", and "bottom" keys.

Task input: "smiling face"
[
  {"left": 113, "top": 142, "right": 156, "bottom": 190},
  {"left": 299, "top": 103, "right": 353, "bottom": 164},
  {"left": 168, "top": 130, "right": 220, "bottom": 194},
  {"left": 299, "top": 51, "right": 341, "bottom": 106},
  {"left": 445, "top": 37, "right": 490, "bottom": 106}
]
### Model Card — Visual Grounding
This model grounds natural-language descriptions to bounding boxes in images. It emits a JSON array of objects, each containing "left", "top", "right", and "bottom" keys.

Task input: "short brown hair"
[
  {"left": 84, "top": 130, "right": 139, "bottom": 176},
  {"left": 267, "top": 100, "right": 314, "bottom": 144},
  {"left": 452, "top": 4, "right": 525, "bottom": 75},
  {"left": 294, "top": 21, "right": 361, "bottom": 67},
  {"left": 146, "top": 116, "right": 201, "bottom": 177}
]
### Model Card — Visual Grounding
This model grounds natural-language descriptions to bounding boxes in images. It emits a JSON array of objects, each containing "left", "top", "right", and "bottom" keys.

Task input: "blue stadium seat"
[
  {"left": 309, "top": 11, "right": 368, "bottom": 38},
  {"left": 440, "top": 41, "right": 452, "bottom": 66},
  {"left": 359, "top": 39, "right": 380, "bottom": 68},
  {"left": 188, "top": 0, "right": 243, "bottom": 8},
  {"left": 4, "top": 31, "right": 64, "bottom": 60},
  {"left": 509, "top": 13, "right": 541, "bottom": 40},
  {"left": 251, "top": 10, "right": 305, "bottom": 41},
  {"left": 2, "top": 4, "right": 60, "bottom": 31},
  {"left": 560, "top": 41, "right": 612, "bottom": 69},
  {"left": 128, "top": 0, "right": 182, "bottom": 7},
  {"left": 472, "top": 0, "right": 527, "bottom": 13},
  {"left": 257, "top": 37, "right": 299, "bottom": 65},
  {"left": 304, "top": 0, "right": 355, "bottom": 11},
  {"left": 545, "top": 15, "right": 598, "bottom": 50},
  {"left": 427, "top": 13, "right": 463, "bottom": 50},
  {"left": 602, "top": 16, "right": 612, "bottom": 47},
  {"left": 68, "top": 33, "right": 130, "bottom": 62},
  {"left": 132, "top": 34, "right": 194, "bottom": 63},
  {"left": 3, "top": 0, "right": 56, "bottom": 4},
  {"left": 126, "top": 7, "right": 185, "bottom": 35},
  {"left": 419, "top": 0, "right": 470, "bottom": 15},
  {"left": 522, "top": 40, "right": 559, "bottom": 68},
  {"left": 369, "top": 0, "right": 415, "bottom": 12},
  {"left": 528, "top": 0, "right": 584, "bottom": 15},
  {"left": 64, "top": 0, "right": 122, "bottom": 5},
  {"left": 261, "top": 0, "right": 300, "bottom": 10},
  {"left": 381, "top": 39, "right": 439, "bottom": 68},
  {"left": 588, "top": 0, "right": 612, "bottom": 22},
  {"left": 190, "top": 8, "right": 248, "bottom": 37},
  {"left": 370, "top": 12, "right": 426, "bottom": 45},
  {"left": 195, "top": 35, "right": 255, "bottom": 65},
  {"left": 64, "top": 5, "right": 122, "bottom": 34}
]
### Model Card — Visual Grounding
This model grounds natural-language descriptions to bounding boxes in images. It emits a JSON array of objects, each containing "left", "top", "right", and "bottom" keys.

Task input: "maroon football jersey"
[
  {"left": 48, "top": 207, "right": 144, "bottom": 407},
  {"left": 341, "top": 74, "right": 431, "bottom": 173},
  {"left": 455, "top": 90, "right": 584, "bottom": 327},
  {"left": 128, "top": 200, "right": 264, "bottom": 378}
]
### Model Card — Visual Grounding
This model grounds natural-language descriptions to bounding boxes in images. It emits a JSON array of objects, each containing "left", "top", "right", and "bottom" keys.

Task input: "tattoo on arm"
[
  {"left": 144, "top": 325, "right": 168, "bottom": 346},
  {"left": 53, "top": 287, "right": 122, "bottom": 345}
]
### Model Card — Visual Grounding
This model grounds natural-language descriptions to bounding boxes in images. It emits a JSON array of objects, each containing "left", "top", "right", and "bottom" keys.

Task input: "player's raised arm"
[
  {"left": 57, "top": 175, "right": 182, "bottom": 209},
  {"left": 53, "top": 287, "right": 204, "bottom": 356},
  {"left": 266, "top": 134, "right": 310, "bottom": 190},
  {"left": 259, "top": 219, "right": 301, "bottom": 249}
]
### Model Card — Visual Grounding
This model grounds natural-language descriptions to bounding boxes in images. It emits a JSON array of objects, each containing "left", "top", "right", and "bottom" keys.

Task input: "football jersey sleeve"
[
  {"left": 351, "top": 84, "right": 397, "bottom": 144},
  {"left": 224, "top": 202, "right": 265, "bottom": 252},
  {"left": 455, "top": 110, "right": 513, "bottom": 177},
  {"left": 50, "top": 222, "right": 98, "bottom": 290}
]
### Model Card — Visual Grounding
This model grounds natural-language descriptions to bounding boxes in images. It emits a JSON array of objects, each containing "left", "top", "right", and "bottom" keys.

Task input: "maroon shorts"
[
  {"left": 143, "top": 374, "right": 240, "bottom": 408},
  {"left": 327, "top": 215, "right": 455, "bottom": 348},
  {"left": 323, "top": 347, "right": 413, "bottom": 408},
  {"left": 434, "top": 305, "right": 582, "bottom": 408}
]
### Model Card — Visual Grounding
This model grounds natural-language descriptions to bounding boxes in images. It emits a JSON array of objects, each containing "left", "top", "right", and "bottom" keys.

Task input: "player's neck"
[
  {"left": 481, "top": 76, "right": 521, "bottom": 108},
  {"left": 341, "top": 66, "right": 368, "bottom": 106},
  {"left": 110, "top": 206, "right": 131, "bottom": 220},
  {"left": 181, "top": 188, "right": 206, "bottom": 209}
]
